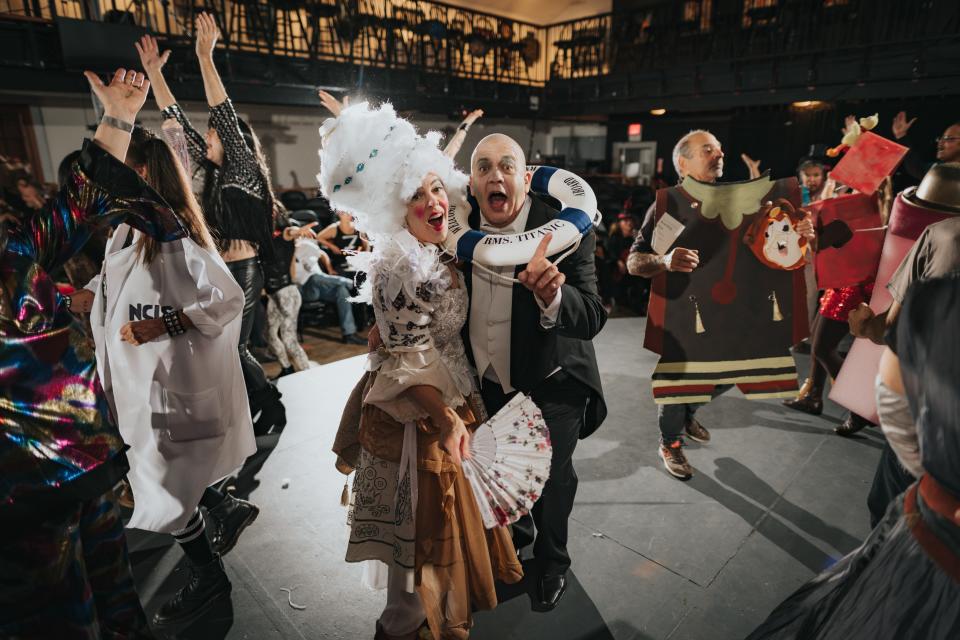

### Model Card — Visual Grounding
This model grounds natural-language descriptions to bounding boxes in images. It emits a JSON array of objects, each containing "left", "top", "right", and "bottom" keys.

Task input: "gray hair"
[{"left": 672, "top": 129, "right": 713, "bottom": 177}]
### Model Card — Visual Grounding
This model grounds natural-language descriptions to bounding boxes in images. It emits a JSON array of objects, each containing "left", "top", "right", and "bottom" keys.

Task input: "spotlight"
[
  {"left": 650, "top": 108, "right": 666, "bottom": 116},
  {"left": 791, "top": 100, "right": 827, "bottom": 110}
]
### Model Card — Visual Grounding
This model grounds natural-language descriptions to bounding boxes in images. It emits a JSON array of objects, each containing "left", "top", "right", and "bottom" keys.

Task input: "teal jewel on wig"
[
  {"left": 356, "top": 163, "right": 365, "bottom": 172},
  {"left": 345, "top": 176, "right": 353, "bottom": 185},
  {"left": 333, "top": 184, "right": 341, "bottom": 192},
  {"left": 369, "top": 149, "right": 378, "bottom": 158}
]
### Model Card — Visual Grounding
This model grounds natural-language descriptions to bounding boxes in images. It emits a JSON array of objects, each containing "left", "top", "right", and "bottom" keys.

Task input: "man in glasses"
[{"left": 892, "top": 112, "right": 960, "bottom": 183}]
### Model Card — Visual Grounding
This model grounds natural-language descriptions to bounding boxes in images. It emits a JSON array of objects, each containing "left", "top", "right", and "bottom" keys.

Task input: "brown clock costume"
[{"left": 641, "top": 175, "right": 809, "bottom": 405}]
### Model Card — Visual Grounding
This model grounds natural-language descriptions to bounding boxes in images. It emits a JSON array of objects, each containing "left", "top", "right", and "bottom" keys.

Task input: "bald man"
[{"left": 463, "top": 134, "right": 607, "bottom": 609}]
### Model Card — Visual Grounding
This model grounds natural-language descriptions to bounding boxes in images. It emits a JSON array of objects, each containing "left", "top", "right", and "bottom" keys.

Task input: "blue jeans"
[
  {"left": 658, "top": 385, "right": 732, "bottom": 444},
  {"left": 301, "top": 273, "right": 357, "bottom": 336}
]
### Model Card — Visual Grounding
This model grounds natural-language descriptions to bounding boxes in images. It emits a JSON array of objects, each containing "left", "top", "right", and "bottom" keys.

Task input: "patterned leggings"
[
  {"left": 266, "top": 284, "right": 310, "bottom": 371},
  {"left": 0, "top": 489, "right": 152, "bottom": 639}
]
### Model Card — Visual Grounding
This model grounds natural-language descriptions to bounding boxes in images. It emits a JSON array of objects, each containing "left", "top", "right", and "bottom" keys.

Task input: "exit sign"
[{"left": 628, "top": 123, "right": 642, "bottom": 140}]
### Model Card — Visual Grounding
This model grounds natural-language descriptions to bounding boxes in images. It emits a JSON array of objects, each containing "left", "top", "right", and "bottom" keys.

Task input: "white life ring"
[{"left": 443, "top": 166, "right": 601, "bottom": 267}]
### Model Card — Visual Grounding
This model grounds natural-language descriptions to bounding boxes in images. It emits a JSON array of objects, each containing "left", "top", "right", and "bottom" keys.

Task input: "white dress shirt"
[{"left": 470, "top": 196, "right": 562, "bottom": 392}]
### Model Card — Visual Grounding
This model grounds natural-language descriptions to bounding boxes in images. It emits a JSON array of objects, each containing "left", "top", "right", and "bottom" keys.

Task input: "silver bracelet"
[{"left": 101, "top": 115, "right": 134, "bottom": 133}]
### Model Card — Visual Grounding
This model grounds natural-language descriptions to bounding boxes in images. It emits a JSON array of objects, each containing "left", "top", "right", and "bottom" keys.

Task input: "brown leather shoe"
[
  {"left": 835, "top": 413, "right": 875, "bottom": 437},
  {"left": 782, "top": 378, "right": 823, "bottom": 416},
  {"left": 659, "top": 441, "right": 693, "bottom": 480},
  {"left": 684, "top": 418, "right": 711, "bottom": 443}
]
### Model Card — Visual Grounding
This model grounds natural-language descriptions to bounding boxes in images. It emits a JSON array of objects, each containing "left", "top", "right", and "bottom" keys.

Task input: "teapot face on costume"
[{"left": 746, "top": 204, "right": 808, "bottom": 270}]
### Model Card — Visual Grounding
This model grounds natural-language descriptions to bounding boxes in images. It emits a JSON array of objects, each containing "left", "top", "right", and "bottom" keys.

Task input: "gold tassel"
[
  {"left": 691, "top": 296, "right": 706, "bottom": 334},
  {"left": 771, "top": 291, "right": 784, "bottom": 322},
  {"left": 340, "top": 478, "right": 350, "bottom": 507}
]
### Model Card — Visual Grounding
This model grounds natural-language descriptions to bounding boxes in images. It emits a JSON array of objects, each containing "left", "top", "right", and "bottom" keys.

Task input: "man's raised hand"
[{"left": 518, "top": 233, "right": 565, "bottom": 306}]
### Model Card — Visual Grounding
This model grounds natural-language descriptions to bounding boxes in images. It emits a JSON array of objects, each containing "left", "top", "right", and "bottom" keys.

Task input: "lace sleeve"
[
  {"left": 160, "top": 103, "right": 207, "bottom": 172},
  {"left": 208, "top": 99, "right": 266, "bottom": 199},
  {"left": 363, "top": 263, "right": 465, "bottom": 423}
]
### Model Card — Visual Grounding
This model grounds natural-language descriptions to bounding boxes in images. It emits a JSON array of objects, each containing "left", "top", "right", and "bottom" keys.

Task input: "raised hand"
[
  {"left": 84, "top": 68, "right": 150, "bottom": 123},
  {"left": 842, "top": 115, "right": 858, "bottom": 137},
  {"left": 462, "top": 108, "right": 484, "bottom": 128},
  {"left": 195, "top": 12, "right": 220, "bottom": 60},
  {"left": 891, "top": 111, "right": 917, "bottom": 140},
  {"left": 134, "top": 35, "right": 170, "bottom": 75},
  {"left": 740, "top": 153, "right": 762, "bottom": 179},
  {"left": 318, "top": 90, "right": 349, "bottom": 117},
  {"left": 518, "top": 233, "right": 565, "bottom": 306}
]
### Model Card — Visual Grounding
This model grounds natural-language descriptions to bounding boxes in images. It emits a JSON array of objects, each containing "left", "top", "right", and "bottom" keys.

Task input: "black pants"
[
  {"left": 227, "top": 257, "right": 269, "bottom": 395},
  {"left": 480, "top": 372, "right": 588, "bottom": 574}
]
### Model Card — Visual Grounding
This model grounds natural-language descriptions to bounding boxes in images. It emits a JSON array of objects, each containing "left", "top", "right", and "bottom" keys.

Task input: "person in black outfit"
[
  {"left": 605, "top": 212, "right": 648, "bottom": 315},
  {"left": 464, "top": 134, "right": 607, "bottom": 610},
  {"left": 891, "top": 111, "right": 960, "bottom": 185},
  {"left": 137, "top": 19, "right": 285, "bottom": 433},
  {"left": 316, "top": 209, "right": 368, "bottom": 277}
]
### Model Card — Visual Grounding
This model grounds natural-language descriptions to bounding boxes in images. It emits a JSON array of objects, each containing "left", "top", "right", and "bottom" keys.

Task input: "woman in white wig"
[{"left": 318, "top": 94, "right": 522, "bottom": 639}]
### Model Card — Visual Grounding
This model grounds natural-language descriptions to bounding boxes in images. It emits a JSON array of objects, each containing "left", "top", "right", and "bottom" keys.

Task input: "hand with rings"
[{"left": 83, "top": 68, "right": 150, "bottom": 124}]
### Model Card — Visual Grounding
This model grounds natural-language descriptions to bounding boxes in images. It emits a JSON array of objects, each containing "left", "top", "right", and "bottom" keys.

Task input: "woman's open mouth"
[{"left": 428, "top": 210, "right": 446, "bottom": 231}]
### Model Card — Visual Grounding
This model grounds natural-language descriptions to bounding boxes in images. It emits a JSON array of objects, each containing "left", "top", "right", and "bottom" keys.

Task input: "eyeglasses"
[{"left": 936, "top": 136, "right": 960, "bottom": 144}]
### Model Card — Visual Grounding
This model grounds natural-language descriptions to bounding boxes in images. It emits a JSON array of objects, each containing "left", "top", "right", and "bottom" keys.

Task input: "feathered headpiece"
[{"left": 317, "top": 101, "right": 467, "bottom": 237}]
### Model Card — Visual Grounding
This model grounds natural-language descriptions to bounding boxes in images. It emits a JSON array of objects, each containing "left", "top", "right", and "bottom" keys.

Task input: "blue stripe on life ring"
[
  {"left": 530, "top": 166, "right": 557, "bottom": 195},
  {"left": 558, "top": 207, "right": 594, "bottom": 236},
  {"left": 456, "top": 229, "right": 486, "bottom": 261}
]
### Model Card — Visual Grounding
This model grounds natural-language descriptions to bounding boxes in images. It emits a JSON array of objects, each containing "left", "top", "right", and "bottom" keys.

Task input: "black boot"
[
  {"left": 251, "top": 384, "right": 286, "bottom": 436},
  {"left": 271, "top": 366, "right": 294, "bottom": 381},
  {"left": 153, "top": 555, "right": 231, "bottom": 627},
  {"left": 207, "top": 493, "right": 260, "bottom": 556}
]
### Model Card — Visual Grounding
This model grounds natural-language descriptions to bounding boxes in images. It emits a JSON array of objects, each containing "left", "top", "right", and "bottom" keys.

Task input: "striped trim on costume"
[{"left": 652, "top": 356, "right": 799, "bottom": 404}]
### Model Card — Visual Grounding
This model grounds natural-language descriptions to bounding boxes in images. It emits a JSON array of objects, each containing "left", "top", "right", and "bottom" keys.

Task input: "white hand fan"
[{"left": 462, "top": 393, "right": 552, "bottom": 529}]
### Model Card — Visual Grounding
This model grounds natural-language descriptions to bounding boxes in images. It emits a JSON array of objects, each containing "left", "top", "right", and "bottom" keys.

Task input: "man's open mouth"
[{"left": 488, "top": 190, "right": 508, "bottom": 211}]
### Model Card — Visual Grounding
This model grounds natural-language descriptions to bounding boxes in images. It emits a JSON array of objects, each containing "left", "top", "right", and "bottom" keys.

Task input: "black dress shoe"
[
  {"left": 537, "top": 573, "right": 567, "bottom": 609},
  {"left": 835, "top": 413, "right": 874, "bottom": 437}
]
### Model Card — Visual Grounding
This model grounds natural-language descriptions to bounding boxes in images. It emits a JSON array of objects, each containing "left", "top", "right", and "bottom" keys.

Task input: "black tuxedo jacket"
[{"left": 462, "top": 197, "right": 608, "bottom": 438}]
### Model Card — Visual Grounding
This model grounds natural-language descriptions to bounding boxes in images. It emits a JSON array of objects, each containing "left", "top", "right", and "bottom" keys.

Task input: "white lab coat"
[{"left": 88, "top": 224, "right": 255, "bottom": 533}]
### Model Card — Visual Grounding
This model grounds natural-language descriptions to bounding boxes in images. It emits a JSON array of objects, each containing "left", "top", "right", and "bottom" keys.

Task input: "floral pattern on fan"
[{"left": 462, "top": 393, "right": 552, "bottom": 529}]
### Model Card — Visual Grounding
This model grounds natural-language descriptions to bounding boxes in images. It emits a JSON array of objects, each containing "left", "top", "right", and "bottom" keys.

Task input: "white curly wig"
[{"left": 317, "top": 101, "right": 468, "bottom": 237}]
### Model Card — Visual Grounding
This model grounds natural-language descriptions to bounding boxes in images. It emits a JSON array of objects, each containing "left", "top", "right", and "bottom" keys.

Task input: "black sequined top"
[{"left": 161, "top": 100, "right": 274, "bottom": 258}]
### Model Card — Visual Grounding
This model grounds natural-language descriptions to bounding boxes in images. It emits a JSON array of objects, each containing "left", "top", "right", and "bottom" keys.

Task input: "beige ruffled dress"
[{"left": 345, "top": 232, "right": 522, "bottom": 639}]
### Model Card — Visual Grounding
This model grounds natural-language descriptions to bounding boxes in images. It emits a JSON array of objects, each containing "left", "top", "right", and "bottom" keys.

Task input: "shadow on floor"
[
  {"left": 472, "top": 561, "right": 616, "bottom": 640},
  {"left": 687, "top": 468, "right": 842, "bottom": 576}
]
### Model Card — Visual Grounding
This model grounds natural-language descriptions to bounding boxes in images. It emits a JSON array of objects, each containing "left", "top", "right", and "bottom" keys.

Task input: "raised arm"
[
  {"left": 443, "top": 109, "right": 483, "bottom": 159},
  {"left": 9, "top": 69, "right": 184, "bottom": 272},
  {"left": 195, "top": 13, "right": 228, "bottom": 107}
]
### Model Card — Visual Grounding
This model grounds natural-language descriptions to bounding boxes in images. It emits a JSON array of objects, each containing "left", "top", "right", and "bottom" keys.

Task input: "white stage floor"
[{"left": 130, "top": 319, "right": 883, "bottom": 640}]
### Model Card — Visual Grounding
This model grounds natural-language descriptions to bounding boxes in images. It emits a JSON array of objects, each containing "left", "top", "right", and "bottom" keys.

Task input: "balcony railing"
[
  {"left": 1, "top": 0, "right": 956, "bottom": 86},
  {"left": 0, "top": 0, "right": 549, "bottom": 85}
]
